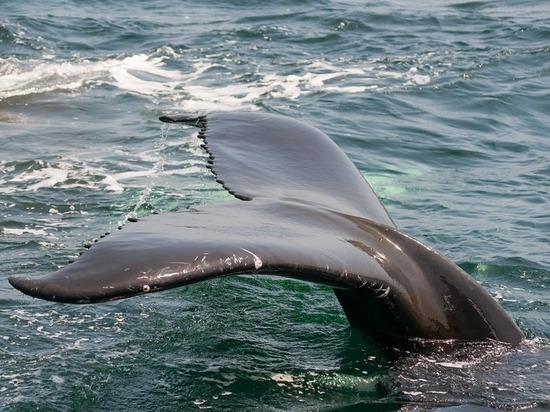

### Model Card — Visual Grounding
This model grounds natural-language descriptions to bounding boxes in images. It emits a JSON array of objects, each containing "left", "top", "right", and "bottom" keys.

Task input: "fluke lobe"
[{"left": 9, "top": 112, "right": 524, "bottom": 346}]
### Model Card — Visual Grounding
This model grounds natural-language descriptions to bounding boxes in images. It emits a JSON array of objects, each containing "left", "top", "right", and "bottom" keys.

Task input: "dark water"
[{"left": 1, "top": 0, "right": 549, "bottom": 410}]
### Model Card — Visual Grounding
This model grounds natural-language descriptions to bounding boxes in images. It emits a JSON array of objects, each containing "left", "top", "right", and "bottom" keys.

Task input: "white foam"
[
  {"left": 436, "top": 361, "right": 473, "bottom": 369},
  {"left": 10, "top": 162, "right": 69, "bottom": 191},
  {"left": 165, "top": 56, "right": 436, "bottom": 111},
  {"left": 109, "top": 54, "right": 183, "bottom": 96},
  {"left": 1, "top": 57, "right": 95, "bottom": 99},
  {"left": 0, "top": 52, "right": 183, "bottom": 99},
  {"left": 271, "top": 373, "right": 295, "bottom": 383},
  {"left": 1, "top": 227, "right": 48, "bottom": 236},
  {"left": 2, "top": 159, "right": 124, "bottom": 194},
  {"left": 1, "top": 46, "right": 439, "bottom": 110}
]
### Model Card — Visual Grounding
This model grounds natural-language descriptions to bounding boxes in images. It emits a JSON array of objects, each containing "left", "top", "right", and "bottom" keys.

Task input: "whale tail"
[{"left": 9, "top": 112, "right": 524, "bottom": 346}]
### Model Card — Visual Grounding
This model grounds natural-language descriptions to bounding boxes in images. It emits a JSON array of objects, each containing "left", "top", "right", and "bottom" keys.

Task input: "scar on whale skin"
[{"left": 9, "top": 112, "right": 524, "bottom": 347}]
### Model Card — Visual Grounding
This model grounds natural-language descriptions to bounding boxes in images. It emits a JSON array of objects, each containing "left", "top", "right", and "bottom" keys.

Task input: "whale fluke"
[{"left": 9, "top": 112, "right": 524, "bottom": 346}]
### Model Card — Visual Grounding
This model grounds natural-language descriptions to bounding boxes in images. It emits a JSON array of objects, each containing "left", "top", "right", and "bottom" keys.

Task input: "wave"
[
  {"left": 0, "top": 51, "right": 180, "bottom": 100},
  {"left": 0, "top": 46, "right": 455, "bottom": 111}
]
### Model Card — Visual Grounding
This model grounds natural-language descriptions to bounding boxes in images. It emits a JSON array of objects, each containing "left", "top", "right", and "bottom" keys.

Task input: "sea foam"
[{"left": 1, "top": 47, "right": 436, "bottom": 110}]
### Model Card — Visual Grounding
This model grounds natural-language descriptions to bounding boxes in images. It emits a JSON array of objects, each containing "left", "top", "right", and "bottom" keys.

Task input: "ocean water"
[{"left": 1, "top": 0, "right": 549, "bottom": 410}]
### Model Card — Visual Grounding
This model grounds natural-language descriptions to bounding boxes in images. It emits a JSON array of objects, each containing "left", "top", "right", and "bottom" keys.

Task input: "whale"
[{"left": 9, "top": 112, "right": 524, "bottom": 346}]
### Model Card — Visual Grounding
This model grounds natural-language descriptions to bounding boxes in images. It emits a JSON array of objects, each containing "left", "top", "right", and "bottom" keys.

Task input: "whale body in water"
[{"left": 9, "top": 112, "right": 524, "bottom": 346}]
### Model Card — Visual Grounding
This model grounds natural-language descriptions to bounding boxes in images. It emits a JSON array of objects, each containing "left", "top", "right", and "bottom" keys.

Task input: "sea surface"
[{"left": 1, "top": 0, "right": 549, "bottom": 410}]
